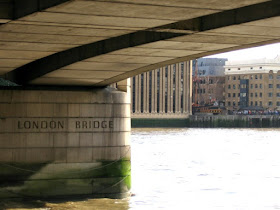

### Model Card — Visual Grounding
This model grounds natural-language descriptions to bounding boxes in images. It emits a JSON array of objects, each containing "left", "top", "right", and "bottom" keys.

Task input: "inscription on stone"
[
  {"left": 18, "top": 120, "right": 64, "bottom": 129},
  {"left": 16, "top": 119, "right": 114, "bottom": 130}
]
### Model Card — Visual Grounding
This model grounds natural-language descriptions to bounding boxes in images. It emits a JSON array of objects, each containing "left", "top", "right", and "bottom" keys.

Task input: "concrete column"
[
  {"left": 183, "top": 62, "right": 188, "bottom": 113},
  {"left": 143, "top": 73, "right": 147, "bottom": 113},
  {"left": 0, "top": 88, "right": 131, "bottom": 199},
  {"left": 186, "top": 61, "right": 192, "bottom": 114},
  {"left": 167, "top": 66, "right": 172, "bottom": 113},
  {"left": 146, "top": 72, "right": 150, "bottom": 113},
  {"left": 159, "top": 68, "right": 164, "bottom": 113},
  {"left": 154, "top": 70, "right": 158, "bottom": 113},
  {"left": 137, "top": 75, "right": 142, "bottom": 113},
  {"left": 162, "top": 68, "right": 166, "bottom": 113},
  {"left": 175, "top": 64, "right": 180, "bottom": 113},
  {"left": 151, "top": 70, "right": 155, "bottom": 113},
  {"left": 134, "top": 75, "right": 139, "bottom": 113}
]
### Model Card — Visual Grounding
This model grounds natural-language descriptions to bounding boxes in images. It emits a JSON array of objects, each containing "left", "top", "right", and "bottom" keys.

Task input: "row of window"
[
  {"left": 227, "top": 92, "right": 280, "bottom": 98},
  {"left": 227, "top": 67, "right": 263, "bottom": 71},
  {"left": 228, "top": 84, "right": 280, "bottom": 89},
  {"left": 228, "top": 74, "right": 280, "bottom": 81},
  {"left": 227, "top": 101, "right": 280, "bottom": 107}
]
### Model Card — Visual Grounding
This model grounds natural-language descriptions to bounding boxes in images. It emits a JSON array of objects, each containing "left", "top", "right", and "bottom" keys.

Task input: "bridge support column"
[{"left": 0, "top": 87, "right": 131, "bottom": 199}]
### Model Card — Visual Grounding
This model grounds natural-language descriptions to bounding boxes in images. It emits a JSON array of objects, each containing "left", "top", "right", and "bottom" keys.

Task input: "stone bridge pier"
[{"left": 0, "top": 85, "right": 131, "bottom": 199}]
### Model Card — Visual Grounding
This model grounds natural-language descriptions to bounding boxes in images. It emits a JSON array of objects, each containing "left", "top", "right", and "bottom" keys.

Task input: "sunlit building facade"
[
  {"left": 130, "top": 61, "right": 192, "bottom": 119},
  {"left": 225, "top": 56, "right": 280, "bottom": 111}
]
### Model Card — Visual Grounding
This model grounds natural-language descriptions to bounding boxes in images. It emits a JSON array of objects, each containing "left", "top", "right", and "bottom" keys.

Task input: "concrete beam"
[
  {"left": 3, "top": 30, "right": 185, "bottom": 85},
  {"left": 0, "top": 0, "right": 69, "bottom": 20}
]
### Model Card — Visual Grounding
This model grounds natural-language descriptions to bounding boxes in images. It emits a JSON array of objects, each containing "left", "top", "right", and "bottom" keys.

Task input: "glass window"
[
  {"left": 255, "top": 101, "right": 258, "bottom": 106},
  {"left": 255, "top": 84, "right": 258, "bottom": 88},
  {"left": 233, "top": 85, "right": 236, "bottom": 89},
  {"left": 269, "top": 74, "right": 273, "bottom": 80},
  {"left": 268, "top": 92, "right": 273, "bottom": 97},
  {"left": 260, "top": 93, "right": 262, "bottom": 97},
  {"left": 277, "top": 84, "right": 280, "bottom": 89},
  {"left": 241, "top": 93, "right": 246, "bottom": 97},
  {"left": 255, "top": 93, "right": 258, "bottom": 97},
  {"left": 250, "top": 93, "right": 253, "bottom": 97},
  {"left": 277, "top": 75, "right": 280, "bottom": 80},
  {"left": 277, "top": 102, "right": 280, "bottom": 106},
  {"left": 228, "top": 76, "right": 231, "bottom": 80},
  {"left": 228, "top": 93, "right": 231, "bottom": 97},
  {"left": 251, "top": 101, "right": 253, "bottom": 106},
  {"left": 277, "top": 93, "right": 280, "bottom": 97},
  {"left": 233, "top": 102, "right": 236, "bottom": 106},
  {"left": 269, "top": 101, "right": 273, "bottom": 106},
  {"left": 260, "top": 101, "right": 262, "bottom": 106},
  {"left": 250, "top": 84, "right": 253, "bottom": 89},
  {"left": 260, "top": 84, "right": 263, "bottom": 89},
  {"left": 228, "top": 102, "right": 231, "bottom": 106},
  {"left": 269, "top": 84, "right": 273, "bottom": 88},
  {"left": 255, "top": 75, "right": 258, "bottom": 79},
  {"left": 228, "top": 85, "right": 231, "bottom": 89},
  {"left": 233, "top": 76, "right": 236, "bottom": 80},
  {"left": 260, "top": 74, "right": 263, "bottom": 79},
  {"left": 233, "top": 93, "right": 236, "bottom": 97}
]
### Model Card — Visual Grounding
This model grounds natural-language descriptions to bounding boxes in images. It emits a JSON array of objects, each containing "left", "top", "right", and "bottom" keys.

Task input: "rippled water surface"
[{"left": 3, "top": 128, "right": 280, "bottom": 210}]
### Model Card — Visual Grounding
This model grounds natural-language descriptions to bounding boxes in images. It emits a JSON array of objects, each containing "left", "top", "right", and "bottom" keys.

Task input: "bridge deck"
[{"left": 0, "top": 0, "right": 280, "bottom": 86}]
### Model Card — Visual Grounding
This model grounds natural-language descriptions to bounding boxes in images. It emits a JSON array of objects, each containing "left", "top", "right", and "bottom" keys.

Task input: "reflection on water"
[{"left": 3, "top": 128, "right": 280, "bottom": 210}]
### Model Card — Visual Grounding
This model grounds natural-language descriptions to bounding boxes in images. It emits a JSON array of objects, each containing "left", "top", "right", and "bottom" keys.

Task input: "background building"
[
  {"left": 192, "top": 58, "right": 227, "bottom": 106},
  {"left": 131, "top": 61, "right": 192, "bottom": 119},
  {"left": 225, "top": 56, "right": 280, "bottom": 112}
]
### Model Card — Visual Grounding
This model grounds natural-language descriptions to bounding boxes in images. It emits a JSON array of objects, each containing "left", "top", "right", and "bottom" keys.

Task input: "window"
[
  {"left": 228, "top": 76, "right": 231, "bottom": 80},
  {"left": 277, "top": 102, "right": 280, "bottom": 106},
  {"left": 277, "top": 84, "right": 280, "bottom": 89},
  {"left": 268, "top": 92, "right": 273, "bottom": 97},
  {"left": 251, "top": 101, "right": 253, "bottom": 106},
  {"left": 241, "top": 93, "right": 246, "bottom": 97},
  {"left": 260, "top": 67, "right": 263, "bottom": 69},
  {"left": 233, "top": 76, "right": 236, "bottom": 80},
  {"left": 250, "top": 93, "right": 253, "bottom": 97},
  {"left": 228, "top": 85, "right": 231, "bottom": 89},
  {"left": 250, "top": 84, "right": 253, "bottom": 89},
  {"left": 228, "top": 93, "right": 231, "bottom": 97},
  {"left": 260, "top": 84, "right": 263, "bottom": 89},
  {"left": 255, "top": 93, "right": 258, "bottom": 97},
  {"left": 277, "top": 75, "right": 280, "bottom": 80},
  {"left": 250, "top": 75, "right": 253, "bottom": 80},
  {"left": 238, "top": 84, "right": 240, "bottom": 89},
  {"left": 260, "top": 93, "right": 262, "bottom": 97},
  {"left": 233, "top": 102, "right": 236, "bottom": 106},
  {"left": 260, "top": 74, "right": 263, "bottom": 79},
  {"left": 233, "top": 85, "right": 236, "bottom": 89},
  {"left": 277, "top": 93, "right": 280, "bottom": 97},
  {"left": 228, "top": 69, "right": 231, "bottom": 71},
  {"left": 228, "top": 102, "right": 231, "bottom": 106},
  {"left": 269, "top": 101, "right": 273, "bottom": 106},
  {"left": 255, "top": 84, "right": 258, "bottom": 88},
  {"left": 238, "top": 93, "right": 240, "bottom": 97},
  {"left": 260, "top": 101, "right": 262, "bottom": 106},
  {"left": 250, "top": 67, "right": 253, "bottom": 70},
  {"left": 255, "top": 75, "right": 258, "bottom": 79},
  {"left": 233, "top": 93, "right": 236, "bottom": 97},
  {"left": 238, "top": 76, "right": 240, "bottom": 80},
  {"left": 269, "top": 84, "right": 273, "bottom": 88},
  {"left": 255, "top": 101, "right": 258, "bottom": 106},
  {"left": 269, "top": 74, "right": 273, "bottom": 80},
  {"left": 238, "top": 68, "right": 241, "bottom": 70}
]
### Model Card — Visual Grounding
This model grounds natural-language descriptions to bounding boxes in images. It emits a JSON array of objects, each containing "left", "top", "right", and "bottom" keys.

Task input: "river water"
[{"left": 2, "top": 128, "right": 280, "bottom": 210}]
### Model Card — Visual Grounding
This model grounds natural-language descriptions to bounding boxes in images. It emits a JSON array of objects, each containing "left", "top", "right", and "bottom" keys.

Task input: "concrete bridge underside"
[{"left": 1, "top": 0, "right": 280, "bottom": 86}]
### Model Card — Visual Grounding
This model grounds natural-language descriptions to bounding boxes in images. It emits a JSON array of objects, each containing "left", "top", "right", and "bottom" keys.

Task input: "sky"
[{"left": 204, "top": 42, "right": 280, "bottom": 61}]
